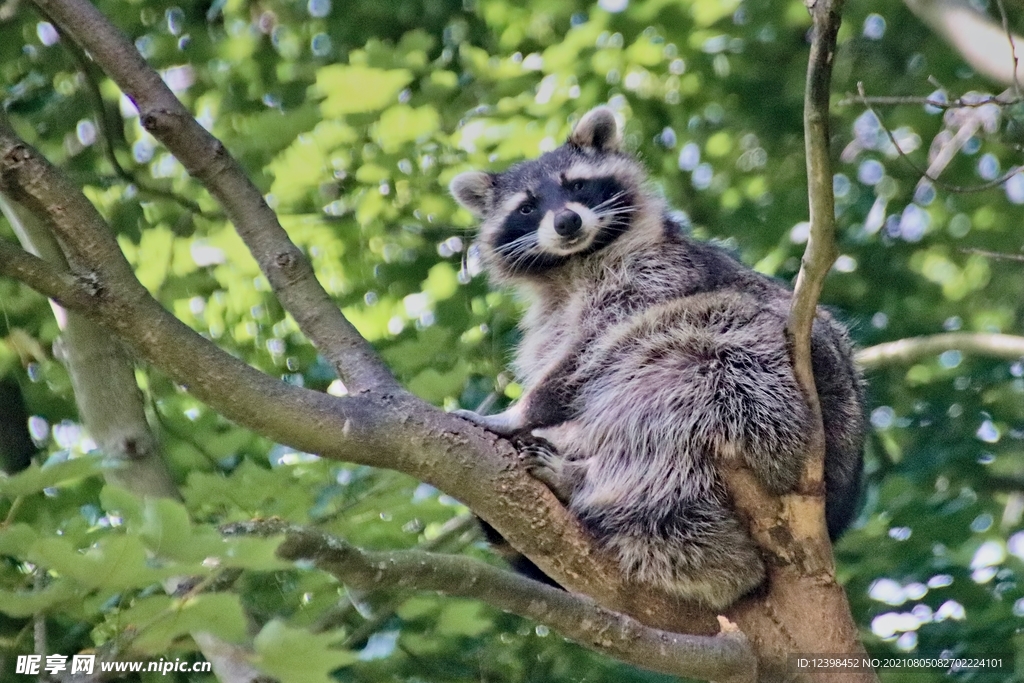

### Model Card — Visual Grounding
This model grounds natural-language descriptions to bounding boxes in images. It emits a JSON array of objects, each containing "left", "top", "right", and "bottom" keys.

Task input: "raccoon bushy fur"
[{"left": 450, "top": 107, "right": 865, "bottom": 609}]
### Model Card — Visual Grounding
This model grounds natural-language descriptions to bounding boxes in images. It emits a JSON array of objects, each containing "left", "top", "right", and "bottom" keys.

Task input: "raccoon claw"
[
  {"left": 452, "top": 408, "right": 524, "bottom": 436},
  {"left": 521, "top": 441, "right": 565, "bottom": 493}
]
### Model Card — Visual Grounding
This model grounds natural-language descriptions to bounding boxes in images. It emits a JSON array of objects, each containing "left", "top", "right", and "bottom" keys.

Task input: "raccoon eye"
[
  {"left": 518, "top": 204, "right": 535, "bottom": 215},
  {"left": 570, "top": 180, "right": 586, "bottom": 192}
]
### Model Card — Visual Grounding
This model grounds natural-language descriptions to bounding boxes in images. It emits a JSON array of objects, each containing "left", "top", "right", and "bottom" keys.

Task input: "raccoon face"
[{"left": 451, "top": 107, "right": 651, "bottom": 279}]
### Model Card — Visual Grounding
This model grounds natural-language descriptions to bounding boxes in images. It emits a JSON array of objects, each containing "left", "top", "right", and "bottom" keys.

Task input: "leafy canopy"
[{"left": 1, "top": 0, "right": 1023, "bottom": 681}]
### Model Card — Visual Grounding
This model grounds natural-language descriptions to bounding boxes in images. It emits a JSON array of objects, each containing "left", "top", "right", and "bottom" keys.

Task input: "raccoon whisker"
[
  {"left": 594, "top": 206, "right": 638, "bottom": 216},
  {"left": 495, "top": 233, "right": 537, "bottom": 256},
  {"left": 593, "top": 208, "right": 638, "bottom": 220},
  {"left": 498, "top": 235, "right": 542, "bottom": 270},
  {"left": 504, "top": 239, "right": 537, "bottom": 261},
  {"left": 511, "top": 248, "right": 543, "bottom": 272},
  {"left": 495, "top": 232, "right": 534, "bottom": 251},
  {"left": 590, "top": 192, "right": 628, "bottom": 212}
]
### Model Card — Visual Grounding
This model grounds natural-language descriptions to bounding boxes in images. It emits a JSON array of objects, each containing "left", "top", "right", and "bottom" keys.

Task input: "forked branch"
[
  {"left": 31, "top": 0, "right": 397, "bottom": 394},
  {"left": 0, "top": 115, "right": 721, "bottom": 660}
]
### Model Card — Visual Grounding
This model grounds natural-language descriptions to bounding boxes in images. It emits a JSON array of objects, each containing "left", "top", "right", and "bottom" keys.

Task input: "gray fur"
[
  {"left": 452, "top": 108, "right": 865, "bottom": 609},
  {"left": 450, "top": 171, "right": 494, "bottom": 216},
  {"left": 568, "top": 106, "right": 621, "bottom": 151}
]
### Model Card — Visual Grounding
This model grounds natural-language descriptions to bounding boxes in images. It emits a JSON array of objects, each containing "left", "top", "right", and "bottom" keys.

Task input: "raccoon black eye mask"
[{"left": 450, "top": 107, "right": 865, "bottom": 609}]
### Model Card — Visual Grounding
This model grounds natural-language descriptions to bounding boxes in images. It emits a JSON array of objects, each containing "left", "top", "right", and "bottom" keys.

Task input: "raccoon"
[{"left": 450, "top": 107, "right": 864, "bottom": 609}]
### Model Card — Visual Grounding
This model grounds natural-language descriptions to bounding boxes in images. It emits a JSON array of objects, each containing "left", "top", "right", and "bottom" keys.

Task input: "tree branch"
[
  {"left": 30, "top": 0, "right": 397, "bottom": 394},
  {"left": 722, "top": 3, "right": 877, "bottom": 681},
  {"left": 0, "top": 238, "right": 95, "bottom": 311},
  {"left": 0, "top": 196, "right": 179, "bottom": 498},
  {"left": 227, "top": 521, "right": 756, "bottom": 683},
  {"left": 789, "top": 0, "right": 841, "bottom": 445},
  {"left": 47, "top": 17, "right": 210, "bottom": 217},
  {"left": 857, "top": 332, "right": 1024, "bottom": 369},
  {"left": 0, "top": 120, "right": 386, "bottom": 464},
  {"left": 1, "top": 196, "right": 263, "bottom": 681},
  {"left": 0, "top": 120, "right": 716, "bottom": 643}
]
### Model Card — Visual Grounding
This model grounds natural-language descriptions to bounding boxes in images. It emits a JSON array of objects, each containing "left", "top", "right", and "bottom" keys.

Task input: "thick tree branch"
[
  {"left": 228, "top": 521, "right": 756, "bottom": 683},
  {"left": 0, "top": 121, "right": 400, "bottom": 468},
  {"left": 0, "top": 238, "right": 95, "bottom": 310},
  {"left": 0, "top": 196, "right": 179, "bottom": 498},
  {"left": 31, "top": 0, "right": 397, "bottom": 394},
  {"left": 1, "top": 197, "right": 262, "bottom": 680},
  {"left": 722, "top": 3, "right": 877, "bottom": 682},
  {"left": 857, "top": 332, "right": 1024, "bottom": 369},
  {"left": 0, "top": 121, "right": 718, "bottom": 646}
]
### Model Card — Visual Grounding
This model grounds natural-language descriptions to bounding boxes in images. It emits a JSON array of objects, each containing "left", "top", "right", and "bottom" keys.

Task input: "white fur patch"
[
  {"left": 564, "top": 158, "right": 644, "bottom": 186},
  {"left": 500, "top": 191, "right": 528, "bottom": 215},
  {"left": 536, "top": 203, "right": 600, "bottom": 255}
]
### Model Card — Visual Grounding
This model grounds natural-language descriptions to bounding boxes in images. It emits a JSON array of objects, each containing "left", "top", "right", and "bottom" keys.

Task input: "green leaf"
[
  {"left": 374, "top": 105, "right": 441, "bottom": 153},
  {"left": 116, "top": 593, "right": 249, "bottom": 653},
  {"left": 436, "top": 600, "right": 491, "bottom": 637},
  {"left": 0, "top": 580, "right": 80, "bottom": 617},
  {"left": 28, "top": 535, "right": 170, "bottom": 590},
  {"left": 218, "top": 535, "right": 291, "bottom": 571},
  {"left": 0, "top": 456, "right": 102, "bottom": 497},
  {"left": 316, "top": 65, "right": 413, "bottom": 116},
  {"left": 0, "top": 523, "right": 37, "bottom": 556},
  {"left": 254, "top": 620, "right": 358, "bottom": 683},
  {"left": 138, "top": 498, "right": 225, "bottom": 563},
  {"left": 100, "top": 485, "right": 146, "bottom": 526},
  {"left": 141, "top": 498, "right": 193, "bottom": 553}
]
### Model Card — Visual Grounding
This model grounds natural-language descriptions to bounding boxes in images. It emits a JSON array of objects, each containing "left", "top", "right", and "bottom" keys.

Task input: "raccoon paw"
[
  {"left": 520, "top": 440, "right": 572, "bottom": 502},
  {"left": 451, "top": 407, "right": 525, "bottom": 436}
]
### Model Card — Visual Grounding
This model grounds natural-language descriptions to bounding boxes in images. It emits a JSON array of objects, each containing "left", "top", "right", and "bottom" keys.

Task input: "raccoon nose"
[{"left": 554, "top": 210, "right": 583, "bottom": 237}]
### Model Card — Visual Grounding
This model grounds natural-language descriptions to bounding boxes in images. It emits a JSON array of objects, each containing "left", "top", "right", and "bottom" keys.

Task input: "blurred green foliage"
[{"left": 2, "top": 0, "right": 1024, "bottom": 681}]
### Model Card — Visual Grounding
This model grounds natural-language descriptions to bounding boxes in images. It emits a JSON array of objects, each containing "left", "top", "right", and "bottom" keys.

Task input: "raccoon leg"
[
  {"left": 518, "top": 433, "right": 588, "bottom": 504},
  {"left": 452, "top": 404, "right": 528, "bottom": 435},
  {"left": 453, "top": 363, "right": 580, "bottom": 435},
  {"left": 477, "top": 519, "right": 562, "bottom": 589}
]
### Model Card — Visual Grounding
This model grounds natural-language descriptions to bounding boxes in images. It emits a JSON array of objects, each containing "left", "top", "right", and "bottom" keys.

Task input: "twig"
[
  {"left": 856, "top": 332, "right": 1024, "bottom": 369},
  {"left": 855, "top": 82, "right": 1022, "bottom": 193},
  {"left": 837, "top": 93, "right": 1021, "bottom": 109},
  {"left": 227, "top": 521, "right": 757, "bottom": 683},
  {"left": 788, "top": 0, "right": 842, "bottom": 468},
  {"left": 3, "top": 496, "right": 24, "bottom": 526},
  {"left": 31, "top": 0, "right": 398, "bottom": 394},
  {"left": 960, "top": 247, "right": 1024, "bottom": 262}
]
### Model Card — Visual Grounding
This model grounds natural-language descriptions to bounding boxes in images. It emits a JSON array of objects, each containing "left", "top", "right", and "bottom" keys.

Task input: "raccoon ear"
[
  {"left": 450, "top": 171, "right": 495, "bottom": 216},
  {"left": 569, "top": 106, "right": 621, "bottom": 152}
]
